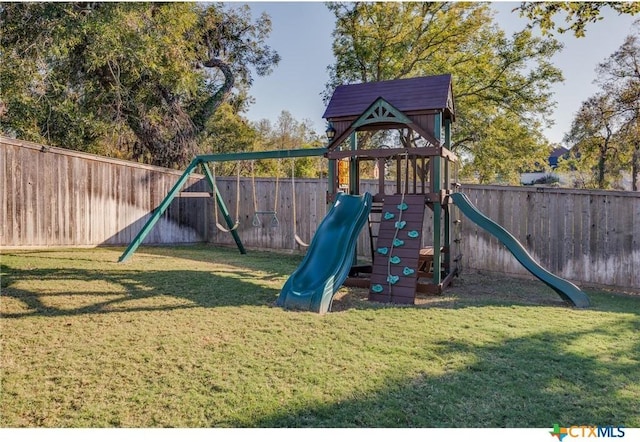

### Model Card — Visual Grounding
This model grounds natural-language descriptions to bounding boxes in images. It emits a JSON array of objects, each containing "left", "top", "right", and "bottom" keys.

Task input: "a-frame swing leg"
[
  {"left": 201, "top": 163, "right": 246, "bottom": 254},
  {"left": 119, "top": 158, "right": 201, "bottom": 262},
  {"left": 118, "top": 158, "right": 246, "bottom": 263}
]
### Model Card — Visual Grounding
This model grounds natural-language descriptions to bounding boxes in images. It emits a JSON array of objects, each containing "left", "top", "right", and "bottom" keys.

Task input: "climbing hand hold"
[
  {"left": 390, "top": 256, "right": 401, "bottom": 264},
  {"left": 377, "top": 247, "right": 389, "bottom": 255},
  {"left": 397, "top": 202, "right": 408, "bottom": 211},
  {"left": 387, "top": 275, "right": 400, "bottom": 285},
  {"left": 403, "top": 267, "right": 415, "bottom": 276},
  {"left": 384, "top": 212, "right": 395, "bottom": 220},
  {"left": 408, "top": 230, "right": 420, "bottom": 238},
  {"left": 394, "top": 220, "right": 407, "bottom": 229},
  {"left": 392, "top": 238, "right": 404, "bottom": 247},
  {"left": 372, "top": 284, "right": 384, "bottom": 293}
]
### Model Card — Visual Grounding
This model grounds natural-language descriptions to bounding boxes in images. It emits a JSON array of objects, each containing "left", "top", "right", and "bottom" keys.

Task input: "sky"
[{"left": 242, "top": 2, "right": 639, "bottom": 146}]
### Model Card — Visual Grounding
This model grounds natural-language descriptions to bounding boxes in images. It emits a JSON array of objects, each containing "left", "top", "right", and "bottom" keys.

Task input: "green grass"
[{"left": 1, "top": 246, "right": 638, "bottom": 428}]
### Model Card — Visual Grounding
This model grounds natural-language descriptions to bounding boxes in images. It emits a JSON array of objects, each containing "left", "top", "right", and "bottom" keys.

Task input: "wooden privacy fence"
[
  {"left": 1, "top": 136, "right": 210, "bottom": 247},
  {"left": 2, "top": 137, "right": 639, "bottom": 290},
  {"left": 458, "top": 185, "right": 640, "bottom": 290}
]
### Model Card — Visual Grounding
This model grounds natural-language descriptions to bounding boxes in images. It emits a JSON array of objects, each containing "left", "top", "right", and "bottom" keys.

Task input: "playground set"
[{"left": 119, "top": 74, "right": 590, "bottom": 313}]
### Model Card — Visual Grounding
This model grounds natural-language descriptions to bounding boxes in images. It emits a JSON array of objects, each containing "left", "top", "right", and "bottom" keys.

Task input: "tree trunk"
[
  {"left": 597, "top": 144, "right": 607, "bottom": 189},
  {"left": 633, "top": 142, "right": 640, "bottom": 191}
]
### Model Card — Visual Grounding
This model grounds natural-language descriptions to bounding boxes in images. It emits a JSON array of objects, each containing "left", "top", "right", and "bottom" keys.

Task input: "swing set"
[
  {"left": 118, "top": 147, "right": 326, "bottom": 262},
  {"left": 214, "top": 158, "right": 310, "bottom": 245}
]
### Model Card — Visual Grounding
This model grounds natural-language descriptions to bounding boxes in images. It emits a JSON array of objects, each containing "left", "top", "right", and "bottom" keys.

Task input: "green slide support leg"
[
  {"left": 451, "top": 192, "right": 590, "bottom": 308},
  {"left": 277, "top": 192, "right": 373, "bottom": 314}
]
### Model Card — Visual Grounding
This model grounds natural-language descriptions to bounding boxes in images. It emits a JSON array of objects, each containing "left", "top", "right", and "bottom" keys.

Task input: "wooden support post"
[
  {"left": 443, "top": 118, "right": 452, "bottom": 274},
  {"left": 377, "top": 158, "right": 385, "bottom": 197},
  {"left": 412, "top": 156, "right": 417, "bottom": 194},
  {"left": 396, "top": 156, "right": 401, "bottom": 194},
  {"left": 349, "top": 132, "right": 358, "bottom": 196},
  {"left": 327, "top": 158, "right": 336, "bottom": 204},
  {"left": 349, "top": 132, "right": 358, "bottom": 266},
  {"left": 404, "top": 154, "right": 410, "bottom": 194},
  {"left": 431, "top": 113, "right": 443, "bottom": 285}
]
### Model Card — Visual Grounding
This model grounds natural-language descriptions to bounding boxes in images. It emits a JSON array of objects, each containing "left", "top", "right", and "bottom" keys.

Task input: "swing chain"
[
  {"left": 212, "top": 163, "right": 240, "bottom": 233},
  {"left": 251, "top": 160, "right": 280, "bottom": 228},
  {"left": 292, "top": 159, "right": 309, "bottom": 247}
]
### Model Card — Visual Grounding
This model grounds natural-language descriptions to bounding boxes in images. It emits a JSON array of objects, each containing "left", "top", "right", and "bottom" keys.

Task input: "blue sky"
[{"left": 243, "top": 2, "right": 639, "bottom": 146}]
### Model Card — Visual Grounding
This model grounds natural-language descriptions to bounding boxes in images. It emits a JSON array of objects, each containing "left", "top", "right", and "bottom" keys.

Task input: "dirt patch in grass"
[{"left": 331, "top": 270, "right": 571, "bottom": 312}]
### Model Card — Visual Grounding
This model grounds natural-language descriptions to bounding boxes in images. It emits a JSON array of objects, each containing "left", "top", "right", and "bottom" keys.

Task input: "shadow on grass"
[
  {"left": 249, "top": 319, "right": 640, "bottom": 427},
  {"left": 0, "top": 263, "right": 281, "bottom": 319},
  {"left": 135, "top": 244, "right": 303, "bottom": 279}
]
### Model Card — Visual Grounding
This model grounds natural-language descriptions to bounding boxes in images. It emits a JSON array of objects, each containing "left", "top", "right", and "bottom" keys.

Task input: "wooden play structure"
[
  {"left": 120, "top": 73, "right": 462, "bottom": 305},
  {"left": 120, "top": 73, "right": 589, "bottom": 310},
  {"left": 322, "top": 74, "right": 461, "bottom": 304}
]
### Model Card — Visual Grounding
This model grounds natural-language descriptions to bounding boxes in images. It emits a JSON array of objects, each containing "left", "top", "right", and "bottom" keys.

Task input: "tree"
[
  {"left": 0, "top": 3, "right": 279, "bottom": 168},
  {"left": 561, "top": 22, "right": 640, "bottom": 190},
  {"left": 517, "top": 2, "right": 640, "bottom": 37},
  {"left": 251, "top": 111, "right": 325, "bottom": 179},
  {"left": 595, "top": 23, "right": 640, "bottom": 190},
  {"left": 325, "top": 2, "right": 562, "bottom": 184},
  {"left": 562, "top": 93, "right": 623, "bottom": 189}
]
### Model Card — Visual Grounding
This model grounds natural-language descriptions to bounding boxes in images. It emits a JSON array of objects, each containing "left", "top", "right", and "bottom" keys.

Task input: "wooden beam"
[
  {"left": 326, "top": 147, "right": 442, "bottom": 160},
  {"left": 197, "top": 147, "right": 327, "bottom": 163}
]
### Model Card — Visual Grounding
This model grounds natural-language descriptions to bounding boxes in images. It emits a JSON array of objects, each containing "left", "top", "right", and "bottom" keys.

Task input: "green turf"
[{"left": 1, "top": 246, "right": 638, "bottom": 427}]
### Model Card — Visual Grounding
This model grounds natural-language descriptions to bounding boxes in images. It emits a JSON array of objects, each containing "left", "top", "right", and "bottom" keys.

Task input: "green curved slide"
[
  {"left": 277, "top": 192, "right": 373, "bottom": 314},
  {"left": 451, "top": 192, "right": 589, "bottom": 308}
]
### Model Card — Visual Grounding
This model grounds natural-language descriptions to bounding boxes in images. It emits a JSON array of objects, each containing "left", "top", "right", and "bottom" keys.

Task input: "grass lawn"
[{"left": 1, "top": 245, "right": 639, "bottom": 428}]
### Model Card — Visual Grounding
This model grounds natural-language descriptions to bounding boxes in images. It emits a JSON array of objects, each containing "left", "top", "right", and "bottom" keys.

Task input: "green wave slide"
[
  {"left": 451, "top": 192, "right": 590, "bottom": 308},
  {"left": 276, "top": 192, "right": 373, "bottom": 314}
]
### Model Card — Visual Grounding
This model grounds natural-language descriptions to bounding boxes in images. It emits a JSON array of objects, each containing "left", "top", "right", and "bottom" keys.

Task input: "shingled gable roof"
[{"left": 322, "top": 74, "right": 454, "bottom": 120}]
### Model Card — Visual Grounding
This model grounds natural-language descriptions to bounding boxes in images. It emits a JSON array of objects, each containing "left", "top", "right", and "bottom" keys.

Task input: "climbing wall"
[{"left": 369, "top": 195, "right": 425, "bottom": 304}]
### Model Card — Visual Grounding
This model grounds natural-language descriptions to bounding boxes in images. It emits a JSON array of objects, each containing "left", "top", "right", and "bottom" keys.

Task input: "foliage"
[
  {"left": 325, "top": 2, "right": 562, "bottom": 184},
  {"left": 517, "top": 2, "right": 640, "bottom": 37},
  {"left": 1, "top": 246, "right": 639, "bottom": 427},
  {"left": 0, "top": 3, "right": 279, "bottom": 168},
  {"left": 561, "top": 22, "right": 640, "bottom": 190},
  {"left": 563, "top": 94, "right": 622, "bottom": 189},
  {"left": 596, "top": 25, "right": 640, "bottom": 191},
  {"left": 251, "top": 111, "right": 326, "bottom": 179},
  {"left": 526, "top": 174, "right": 560, "bottom": 186}
]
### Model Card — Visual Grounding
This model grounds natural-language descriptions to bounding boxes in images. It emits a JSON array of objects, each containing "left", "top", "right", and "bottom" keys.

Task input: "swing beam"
[{"left": 118, "top": 147, "right": 327, "bottom": 262}]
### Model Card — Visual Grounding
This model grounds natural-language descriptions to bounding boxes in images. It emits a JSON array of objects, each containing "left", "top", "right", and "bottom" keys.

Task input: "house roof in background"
[{"left": 550, "top": 146, "right": 570, "bottom": 158}]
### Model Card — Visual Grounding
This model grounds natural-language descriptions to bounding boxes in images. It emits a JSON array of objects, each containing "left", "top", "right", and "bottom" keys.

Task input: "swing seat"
[
  {"left": 216, "top": 220, "right": 240, "bottom": 233},
  {"left": 294, "top": 233, "right": 309, "bottom": 248}
]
